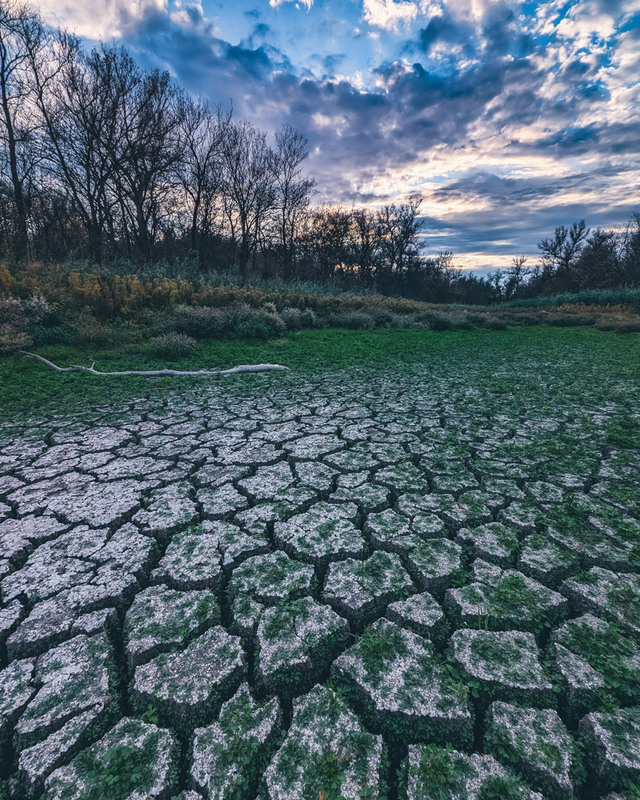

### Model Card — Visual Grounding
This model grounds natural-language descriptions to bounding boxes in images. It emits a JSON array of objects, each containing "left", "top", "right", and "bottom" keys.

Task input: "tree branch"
[{"left": 20, "top": 351, "right": 288, "bottom": 376}]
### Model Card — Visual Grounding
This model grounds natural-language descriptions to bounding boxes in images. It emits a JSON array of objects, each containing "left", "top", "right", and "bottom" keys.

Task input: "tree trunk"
[{"left": 0, "top": 60, "right": 28, "bottom": 260}]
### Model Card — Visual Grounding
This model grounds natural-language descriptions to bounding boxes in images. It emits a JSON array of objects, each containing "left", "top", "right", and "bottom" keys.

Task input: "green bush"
[
  {"left": 478, "top": 774, "right": 531, "bottom": 799},
  {"left": 482, "top": 318, "right": 508, "bottom": 330},
  {"left": 67, "top": 312, "right": 114, "bottom": 345},
  {"left": 504, "top": 287, "right": 640, "bottom": 311},
  {"left": 31, "top": 325, "right": 75, "bottom": 346},
  {"left": 369, "top": 308, "right": 401, "bottom": 328},
  {"left": 616, "top": 321, "right": 640, "bottom": 334},
  {"left": 174, "top": 305, "right": 228, "bottom": 339},
  {"left": 231, "top": 305, "right": 286, "bottom": 340},
  {"left": 281, "top": 307, "right": 304, "bottom": 330},
  {"left": 325, "top": 311, "right": 375, "bottom": 330},
  {"left": 300, "top": 308, "right": 318, "bottom": 329},
  {"left": 134, "top": 309, "right": 176, "bottom": 337},
  {"left": 548, "top": 315, "right": 595, "bottom": 327},
  {"left": 149, "top": 332, "right": 198, "bottom": 358},
  {"left": 428, "top": 313, "right": 453, "bottom": 331}
]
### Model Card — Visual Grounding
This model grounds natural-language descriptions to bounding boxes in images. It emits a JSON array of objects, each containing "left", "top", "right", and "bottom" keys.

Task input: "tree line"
[
  {"left": 1, "top": 1, "right": 638, "bottom": 305},
  {"left": 486, "top": 217, "right": 640, "bottom": 302},
  {"left": 0, "top": 1, "right": 441, "bottom": 288}
]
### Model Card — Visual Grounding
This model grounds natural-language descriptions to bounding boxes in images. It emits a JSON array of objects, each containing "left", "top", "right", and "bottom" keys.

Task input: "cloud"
[
  {"left": 35, "top": 0, "right": 167, "bottom": 39},
  {"left": 419, "top": 12, "right": 468, "bottom": 53},
  {"left": 269, "top": 0, "right": 314, "bottom": 9},
  {"left": 32, "top": 0, "right": 640, "bottom": 267},
  {"left": 363, "top": 0, "right": 419, "bottom": 32}
]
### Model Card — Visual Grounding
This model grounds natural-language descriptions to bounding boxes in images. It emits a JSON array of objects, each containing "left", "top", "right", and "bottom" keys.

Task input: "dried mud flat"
[{"left": 1, "top": 356, "right": 640, "bottom": 800}]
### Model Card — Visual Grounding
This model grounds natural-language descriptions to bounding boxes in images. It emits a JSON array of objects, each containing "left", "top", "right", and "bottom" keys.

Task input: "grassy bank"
[{"left": 3, "top": 325, "right": 639, "bottom": 420}]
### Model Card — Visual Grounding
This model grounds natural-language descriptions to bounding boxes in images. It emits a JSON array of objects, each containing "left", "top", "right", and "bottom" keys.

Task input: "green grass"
[{"left": 2, "top": 326, "right": 639, "bottom": 420}]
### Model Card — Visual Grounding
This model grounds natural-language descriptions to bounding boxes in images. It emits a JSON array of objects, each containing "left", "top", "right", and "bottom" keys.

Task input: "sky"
[{"left": 32, "top": 0, "right": 640, "bottom": 272}]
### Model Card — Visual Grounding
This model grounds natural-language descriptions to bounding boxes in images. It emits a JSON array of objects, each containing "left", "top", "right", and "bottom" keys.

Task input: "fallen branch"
[{"left": 20, "top": 351, "right": 288, "bottom": 377}]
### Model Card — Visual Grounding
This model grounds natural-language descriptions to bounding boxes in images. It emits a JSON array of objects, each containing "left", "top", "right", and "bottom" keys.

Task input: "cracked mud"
[{"left": 1, "top": 356, "right": 639, "bottom": 799}]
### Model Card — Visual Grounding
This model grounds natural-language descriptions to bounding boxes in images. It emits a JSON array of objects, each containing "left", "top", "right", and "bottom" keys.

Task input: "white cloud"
[
  {"left": 439, "top": 0, "right": 510, "bottom": 22},
  {"left": 34, "top": 0, "right": 167, "bottom": 39},
  {"left": 269, "top": 0, "right": 314, "bottom": 9},
  {"left": 362, "top": 0, "right": 419, "bottom": 32}
]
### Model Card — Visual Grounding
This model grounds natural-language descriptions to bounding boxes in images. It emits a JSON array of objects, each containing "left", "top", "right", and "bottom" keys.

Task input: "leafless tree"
[
  {"left": 175, "top": 94, "right": 231, "bottom": 259},
  {"left": 270, "top": 123, "right": 315, "bottom": 278},
  {"left": 350, "top": 208, "right": 377, "bottom": 281},
  {"left": 91, "top": 47, "right": 182, "bottom": 260},
  {"left": 221, "top": 120, "right": 274, "bottom": 278},
  {"left": 504, "top": 255, "right": 529, "bottom": 298},
  {"left": 538, "top": 219, "right": 589, "bottom": 279},
  {"left": 0, "top": 0, "right": 44, "bottom": 260},
  {"left": 23, "top": 33, "right": 120, "bottom": 262},
  {"left": 376, "top": 194, "right": 423, "bottom": 276}
]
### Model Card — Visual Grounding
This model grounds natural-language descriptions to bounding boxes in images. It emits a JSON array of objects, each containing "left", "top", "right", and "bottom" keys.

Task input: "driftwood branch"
[{"left": 20, "top": 351, "right": 289, "bottom": 377}]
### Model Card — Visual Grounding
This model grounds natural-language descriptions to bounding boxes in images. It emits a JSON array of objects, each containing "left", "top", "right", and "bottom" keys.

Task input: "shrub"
[
  {"left": 616, "top": 321, "right": 640, "bottom": 334},
  {"left": 0, "top": 295, "right": 32, "bottom": 354},
  {"left": 512, "top": 313, "right": 544, "bottom": 326},
  {"left": 428, "top": 313, "right": 453, "bottom": 331},
  {"left": 281, "top": 307, "right": 303, "bottom": 330},
  {"left": 149, "top": 332, "right": 198, "bottom": 358},
  {"left": 0, "top": 295, "right": 27, "bottom": 327},
  {"left": 549, "top": 315, "right": 595, "bottom": 327},
  {"left": 504, "top": 288, "right": 640, "bottom": 312},
  {"left": 67, "top": 312, "right": 115, "bottom": 345},
  {"left": 452, "top": 319, "right": 474, "bottom": 331},
  {"left": 231, "top": 305, "right": 286, "bottom": 340},
  {"left": 325, "top": 311, "right": 375, "bottom": 330},
  {"left": 0, "top": 324, "right": 32, "bottom": 354},
  {"left": 282, "top": 305, "right": 320, "bottom": 330},
  {"left": 300, "top": 308, "right": 318, "bottom": 329},
  {"left": 135, "top": 309, "right": 176, "bottom": 337},
  {"left": 174, "top": 305, "right": 227, "bottom": 339},
  {"left": 369, "top": 308, "right": 400, "bottom": 328},
  {"left": 482, "top": 318, "right": 508, "bottom": 330},
  {"left": 24, "top": 293, "right": 54, "bottom": 324},
  {"left": 31, "top": 325, "right": 74, "bottom": 346}
]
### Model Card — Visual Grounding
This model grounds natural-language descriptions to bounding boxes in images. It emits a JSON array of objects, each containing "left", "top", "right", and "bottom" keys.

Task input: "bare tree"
[
  {"left": 621, "top": 212, "right": 640, "bottom": 283},
  {"left": 91, "top": 48, "right": 182, "bottom": 261},
  {"left": 221, "top": 120, "right": 274, "bottom": 278},
  {"left": 176, "top": 94, "right": 230, "bottom": 260},
  {"left": 350, "top": 207, "right": 377, "bottom": 282},
  {"left": 376, "top": 195, "right": 424, "bottom": 277},
  {"left": 23, "top": 33, "right": 121, "bottom": 262},
  {"left": 0, "top": 0, "right": 44, "bottom": 260},
  {"left": 270, "top": 123, "right": 315, "bottom": 279},
  {"left": 538, "top": 219, "right": 589, "bottom": 279},
  {"left": 504, "top": 255, "right": 529, "bottom": 298}
]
